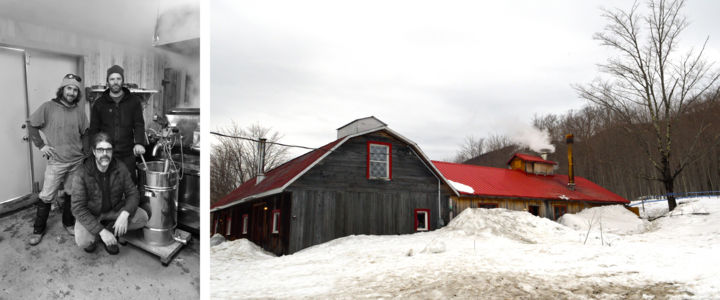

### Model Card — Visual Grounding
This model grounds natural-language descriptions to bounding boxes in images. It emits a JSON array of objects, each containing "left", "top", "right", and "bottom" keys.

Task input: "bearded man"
[
  {"left": 71, "top": 132, "right": 148, "bottom": 255},
  {"left": 27, "top": 73, "right": 88, "bottom": 245},
  {"left": 88, "top": 65, "right": 146, "bottom": 184}
]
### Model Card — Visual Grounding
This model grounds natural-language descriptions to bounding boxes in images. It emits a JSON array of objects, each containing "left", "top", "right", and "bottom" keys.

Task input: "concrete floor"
[{"left": 0, "top": 205, "right": 199, "bottom": 299}]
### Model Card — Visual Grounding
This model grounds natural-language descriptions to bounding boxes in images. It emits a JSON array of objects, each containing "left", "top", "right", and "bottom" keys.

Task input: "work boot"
[
  {"left": 64, "top": 225, "right": 75, "bottom": 236},
  {"left": 29, "top": 201, "right": 52, "bottom": 246},
  {"left": 84, "top": 241, "right": 97, "bottom": 253},
  {"left": 103, "top": 242, "right": 119, "bottom": 255}
]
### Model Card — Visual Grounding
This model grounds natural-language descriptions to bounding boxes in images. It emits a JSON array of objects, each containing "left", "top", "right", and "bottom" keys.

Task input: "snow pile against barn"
[
  {"left": 212, "top": 196, "right": 720, "bottom": 298},
  {"left": 559, "top": 205, "right": 648, "bottom": 235},
  {"left": 442, "top": 207, "right": 577, "bottom": 244}
]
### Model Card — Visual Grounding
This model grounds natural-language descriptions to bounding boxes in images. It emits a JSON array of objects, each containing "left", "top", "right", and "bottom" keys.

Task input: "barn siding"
[
  {"left": 212, "top": 192, "right": 292, "bottom": 256},
  {"left": 286, "top": 133, "right": 453, "bottom": 254}
]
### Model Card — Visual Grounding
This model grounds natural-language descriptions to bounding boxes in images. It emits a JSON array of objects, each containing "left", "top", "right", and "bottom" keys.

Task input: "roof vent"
[{"left": 337, "top": 116, "right": 387, "bottom": 139}]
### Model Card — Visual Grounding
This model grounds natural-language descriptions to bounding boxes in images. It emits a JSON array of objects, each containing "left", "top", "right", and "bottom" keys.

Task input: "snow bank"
[
  {"left": 210, "top": 233, "right": 226, "bottom": 247},
  {"left": 443, "top": 208, "right": 575, "bottom": 243},
  {"left": 212, "top": 197, "right": 720, "bottom": 299},
  {"left": 211, "top": 238, "right": 275, "bottom": 262},
  {"left": 559, "top": 205, "right": 647, "bottom": 235}
]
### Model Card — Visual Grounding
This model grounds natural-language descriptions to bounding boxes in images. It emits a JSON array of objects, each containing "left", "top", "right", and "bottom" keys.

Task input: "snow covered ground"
[{"left": 211, "top": 197, "right": 720, "bottom": 299}]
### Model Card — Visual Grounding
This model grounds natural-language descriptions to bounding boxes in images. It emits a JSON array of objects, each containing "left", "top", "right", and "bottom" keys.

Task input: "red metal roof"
[
  {"left": 507, "top": 153, "right": 558, "bottom": 165},
  {"left": 211, "top": 138, "right": 344, "bottom": 210},
  {"left": 432, "top": 161, "right": 628, "bottom": 204}
]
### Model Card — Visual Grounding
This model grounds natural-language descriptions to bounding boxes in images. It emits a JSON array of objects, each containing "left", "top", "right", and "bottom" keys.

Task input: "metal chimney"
[
  {"left": 256, "top": 138, "right": 266, "bottom": 184},
  {"left": 565, "top": 134, "right": 575, "bottom": 191},
  {"left": 539, "top": 148, "right": 550, "bottom": 161}
]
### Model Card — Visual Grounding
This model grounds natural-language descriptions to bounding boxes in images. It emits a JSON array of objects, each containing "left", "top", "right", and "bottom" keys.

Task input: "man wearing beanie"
[
  {"left": 27, "top": 73, "right": 89, "bottom": 245},
  {"left": 89, "top": 65, "right": 147, "bottom": 184}
]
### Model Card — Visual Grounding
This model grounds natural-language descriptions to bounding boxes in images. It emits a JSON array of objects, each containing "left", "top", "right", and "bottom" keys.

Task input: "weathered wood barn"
[
  {"left": 433, "top": 150, "right": 629, "bottom": 220},
  {"left": 211, "top": 117, "right": 459, "bottom": 255}
]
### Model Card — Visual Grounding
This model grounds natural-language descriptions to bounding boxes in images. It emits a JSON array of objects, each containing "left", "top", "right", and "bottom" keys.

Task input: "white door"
[
  {"left": 25, "top": 50, "right": 81, "bottom": 191},
  {"left": 0, "top": 47, "right": 33, "bottom": 201}
]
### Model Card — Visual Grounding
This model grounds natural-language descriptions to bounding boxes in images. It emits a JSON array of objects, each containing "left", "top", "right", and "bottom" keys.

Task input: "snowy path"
[{"left": 212, "top": 197, "right": 720, "bottom": 299}]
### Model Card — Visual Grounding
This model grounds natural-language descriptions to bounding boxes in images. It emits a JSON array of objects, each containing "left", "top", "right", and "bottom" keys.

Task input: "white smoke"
[{"left": 501, "top": 119, "right": 555, "bottom": 153}]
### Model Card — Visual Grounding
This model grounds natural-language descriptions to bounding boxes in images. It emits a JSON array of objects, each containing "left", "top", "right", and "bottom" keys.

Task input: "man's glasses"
[
  {"left": 65, "top": 74, "right": 82, "bottom": 82},
  {"left": 94, "top": 147, "right": 113, "bottom": 154}
]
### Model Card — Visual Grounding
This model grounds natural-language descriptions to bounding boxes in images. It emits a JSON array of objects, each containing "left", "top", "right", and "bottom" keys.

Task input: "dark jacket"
[
  {"left": 89, "top": 87, "right": 146, "bottom": 157},
  {"left": 71, "top": 157, "right": 139, "bottom": 235}
]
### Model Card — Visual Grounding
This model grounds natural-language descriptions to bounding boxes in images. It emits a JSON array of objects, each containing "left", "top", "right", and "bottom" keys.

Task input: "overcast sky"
[{"left": 210, "top": 0, "right": 720, "bottom": 161}]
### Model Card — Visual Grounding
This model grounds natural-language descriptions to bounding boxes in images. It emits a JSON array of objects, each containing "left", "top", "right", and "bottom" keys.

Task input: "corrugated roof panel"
[{"left": 433, "top": 161, "right": 628, "bottom": 204}]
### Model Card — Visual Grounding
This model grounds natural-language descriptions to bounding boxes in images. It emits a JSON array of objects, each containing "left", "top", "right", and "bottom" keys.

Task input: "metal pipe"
[
  {"left": 256, "top": 138, "right": 267, "bottom": 184},
  {"left": 566, "top": 133, "right": 575, "bottom": 191}
]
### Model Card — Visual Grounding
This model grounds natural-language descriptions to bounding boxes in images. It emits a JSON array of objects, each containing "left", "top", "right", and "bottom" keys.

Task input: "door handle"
[
  {"left": 22, "top": 136, "right": 29, "bottom": 142},
  {"left": 21, "top": 124, "right": 26, "bottom": 129}
]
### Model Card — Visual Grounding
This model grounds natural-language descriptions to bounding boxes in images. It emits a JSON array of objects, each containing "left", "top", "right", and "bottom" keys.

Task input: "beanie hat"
[
  {"left": 106, "top": 65, "right": 124, "bottom": 81},
  {"left": 60, "top": 74, "right": 81, "bottom": 89}
]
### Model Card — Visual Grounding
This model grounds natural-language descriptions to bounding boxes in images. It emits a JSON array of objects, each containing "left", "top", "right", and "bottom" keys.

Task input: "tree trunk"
[{"left": 663, "top": 171, "right": 678, "bottom": 211}]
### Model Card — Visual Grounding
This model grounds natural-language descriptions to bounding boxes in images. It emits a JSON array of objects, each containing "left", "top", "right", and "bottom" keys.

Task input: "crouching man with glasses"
[{"left": 71, "top": 132, "right": 148, "bottom": 255}]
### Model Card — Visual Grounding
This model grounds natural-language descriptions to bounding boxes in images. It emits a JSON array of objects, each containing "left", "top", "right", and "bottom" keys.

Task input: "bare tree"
[
  {"left": 210, "top": 122, "right": 290, "bottom": 204},
  {"left": 574, "top": 0, "right": 720, "bottom": 211},
  {"left": 485, "top": 133, "right": 514, "bottom": 152},
  {"left": 453, "top": 136, "right": 486, "bottom": 163}
]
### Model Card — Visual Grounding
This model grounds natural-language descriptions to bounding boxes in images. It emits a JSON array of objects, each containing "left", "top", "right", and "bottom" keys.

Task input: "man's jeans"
[
  {"left": 34, "top": 159, "right": 83, "bottom": 233},
  {"left": 74, "top": 208, "right": 149, "bottom": 248},
  {"left": 39, "top": 159, "right": 83, "bottom": 203}
]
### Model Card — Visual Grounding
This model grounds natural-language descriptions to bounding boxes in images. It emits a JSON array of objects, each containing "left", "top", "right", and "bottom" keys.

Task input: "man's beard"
[
  {"left": 62, "top": 94, "right": 78, "bottom": 104},
  {"left": 110, "top": 83, "right": 122, "bottom": 93}
]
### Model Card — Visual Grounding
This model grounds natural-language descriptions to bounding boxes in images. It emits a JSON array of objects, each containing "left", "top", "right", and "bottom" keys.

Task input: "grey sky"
[{"left": 211, "top": 0, "right": 720, "bottom": 160}]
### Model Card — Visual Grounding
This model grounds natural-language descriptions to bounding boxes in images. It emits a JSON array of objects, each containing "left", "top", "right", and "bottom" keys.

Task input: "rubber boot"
[
  {"left": 29, "top": 201, "right": 51, "bottom": 245},
  {"left": 62, "top": 194, "right": 75, "bottom": 235}
]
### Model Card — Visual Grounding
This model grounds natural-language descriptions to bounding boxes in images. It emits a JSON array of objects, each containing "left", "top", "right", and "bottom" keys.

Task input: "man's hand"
[
  {"left": 133, "top": 144, "right": 145, "bottom": 156},
  {"left": 99, "top": 229, "right": 117, "bottom": 246},
  {"left": 40, "top": 145, "right": 56, "bottom": 160},
  {"left": 113, "top": 211, "right": 130, "bottom": 237}
]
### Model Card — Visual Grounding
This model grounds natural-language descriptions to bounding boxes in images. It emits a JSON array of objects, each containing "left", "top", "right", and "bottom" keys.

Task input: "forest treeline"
[{"left": 463, "top": 96, "right": 720, "bottom": 201}]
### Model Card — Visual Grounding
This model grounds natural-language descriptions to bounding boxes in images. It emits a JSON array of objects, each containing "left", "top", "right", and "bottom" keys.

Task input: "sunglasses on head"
[{"left": 64, "top": 74, "right": 82, "bottom": 82}]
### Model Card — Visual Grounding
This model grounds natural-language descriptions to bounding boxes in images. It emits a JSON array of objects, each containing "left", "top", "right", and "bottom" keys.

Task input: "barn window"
[
  {"left": 271, "top": 210, "right": 280, "bottom": 234},
  {"left": 414, "top": 209, "right": 430, "bottom": 231},
  {"left": 226, "top": 216, "right": 232, "bottom": 235},
  {"left": 367, "top": 141, "right": 392, "bottom": 180},
  {"left": 553, "top": 205, "right": 567, "bottom": 220},
  {"left": 478, "top": 203, "right": 498, "bottom": 209},
  {"left": 242, "top": 214, "right": 249, "bottom": 235}
]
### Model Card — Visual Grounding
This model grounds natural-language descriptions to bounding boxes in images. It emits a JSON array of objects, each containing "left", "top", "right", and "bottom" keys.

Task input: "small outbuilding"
[{"left": 433, "top": 150, "right": 629, "bottom": 220}]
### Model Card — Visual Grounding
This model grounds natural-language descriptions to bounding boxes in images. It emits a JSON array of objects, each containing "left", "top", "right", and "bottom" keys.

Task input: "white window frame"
[
  {"left": 368, "top": 142, "right": 391, "bottom": 180},
  {"left": 242, "top": 214, "right": 249, "bottom": 235},
  {"left": 226, "top": 216, "right": 232, "bottom": 235},
  {"left": 271, "top": 210, "right": 280, "bottom": 234},
  {"left": 415, "top": 209, "right": 429, "bottom": 231}
]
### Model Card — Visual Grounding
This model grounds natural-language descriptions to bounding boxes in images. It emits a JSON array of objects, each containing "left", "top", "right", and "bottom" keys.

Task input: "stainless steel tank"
[{"left": 138, "top": 161, "right": 178, "bottom": 246}]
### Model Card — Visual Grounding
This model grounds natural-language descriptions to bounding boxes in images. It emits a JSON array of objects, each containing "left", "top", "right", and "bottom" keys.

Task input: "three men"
[
  {"left": 71, "top": 132, "right": 148, "bottom": 255},
  {"left": 27, "top": 73, "right": 88, "bottom": 245},
  {"left": 89, "top": 65, "right": 147, "bottom": 183}
]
